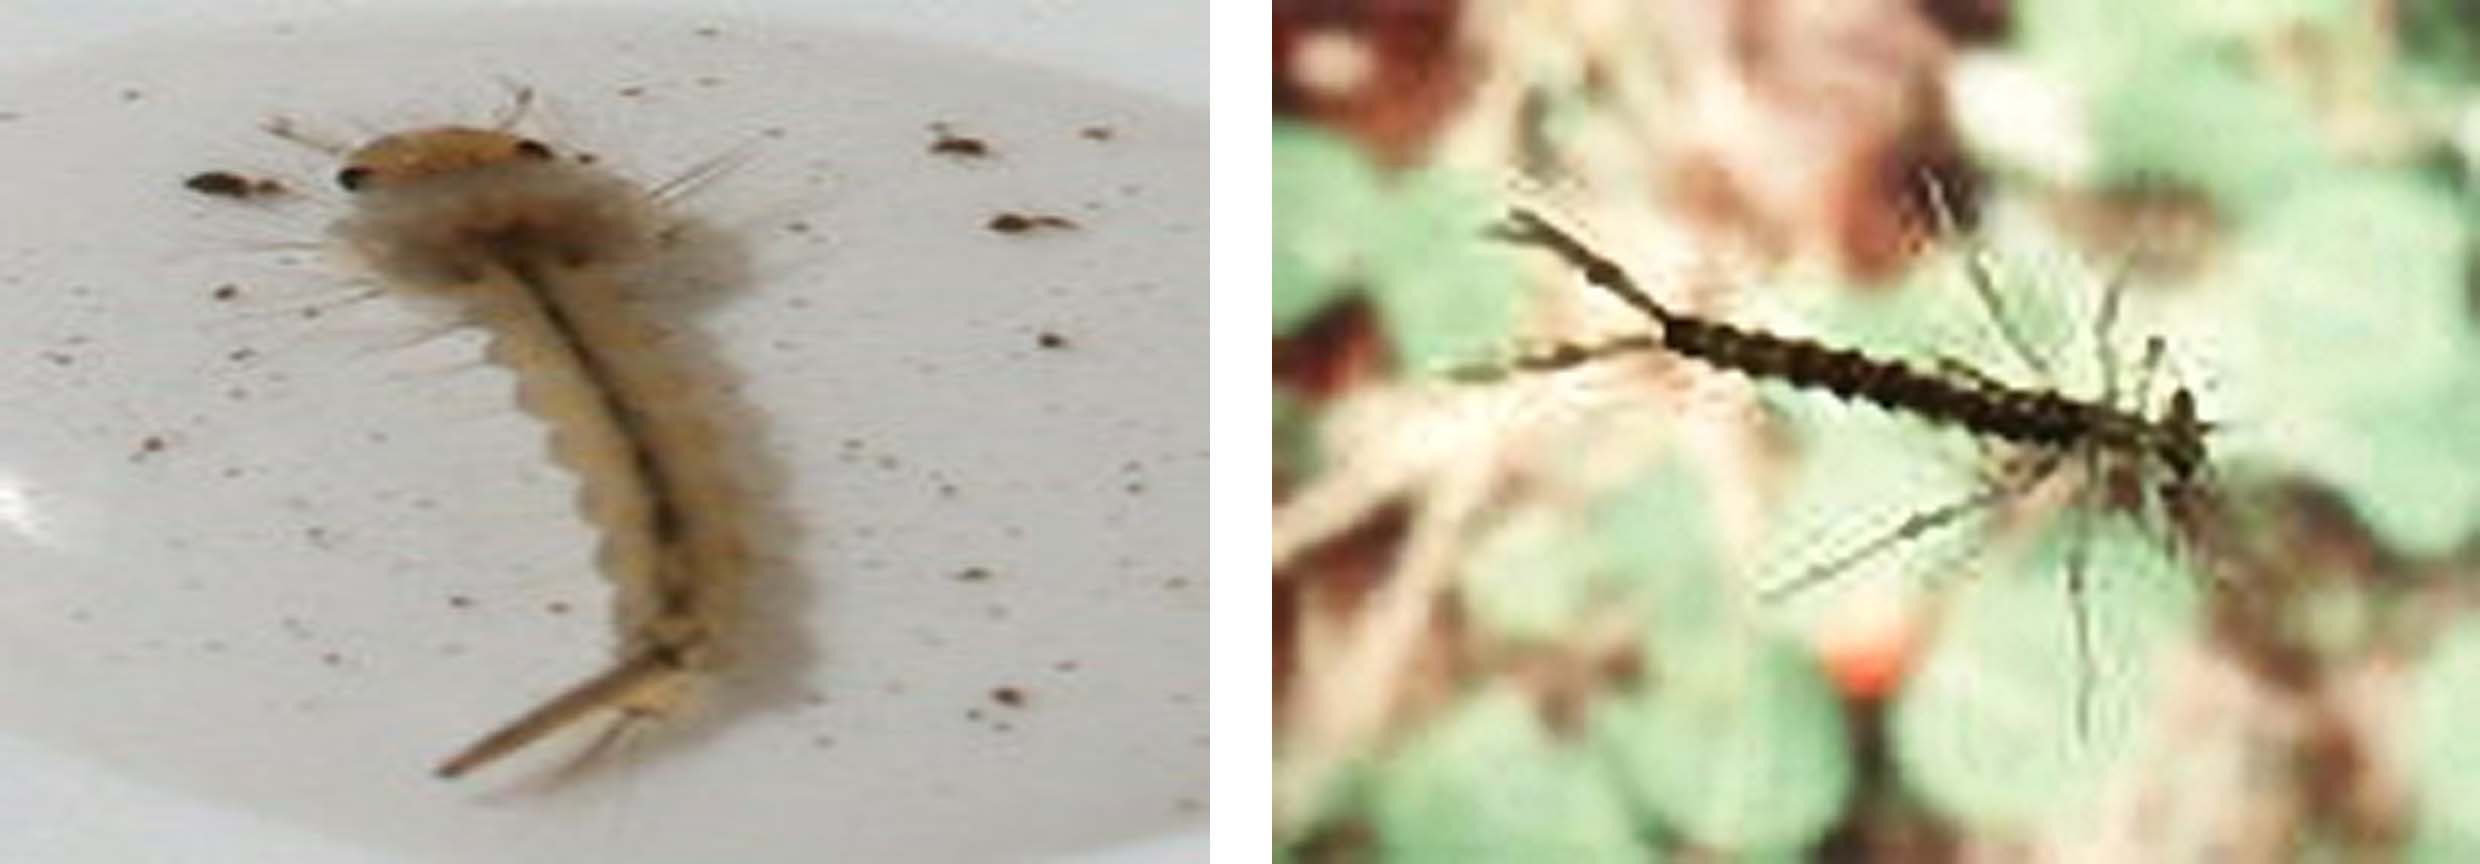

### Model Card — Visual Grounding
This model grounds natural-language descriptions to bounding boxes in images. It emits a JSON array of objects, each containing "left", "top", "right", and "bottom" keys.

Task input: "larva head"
[
  {"left": 335, "top": 127, "right": 554, "bottom": 192},
  {"left": 330, "top": 126, "right": 659, "bottom": 286}
]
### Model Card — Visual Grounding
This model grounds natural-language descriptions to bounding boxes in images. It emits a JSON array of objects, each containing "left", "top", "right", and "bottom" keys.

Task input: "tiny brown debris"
[
  {"left": 929, "top": 123, "right": 992, "bottom": 158},
  {"left": 184, "top": 171, "right": 287, "bottom": 200},
  {"left": 991, "top": 686, "right": 1027, "bottom": 708},
  {"left": 132, "top": 435, "right": 168, "bottom": 462},
  {"left": 447, "top": 595, "right": 474, "bottom": 610},
  {"left": 210, "top": 283, "right": 241, "bottom": 301},
  {"left": 1079, "top": 125, "right": 1115, "bottom": 141},
  {"left": 987, "top": 212, "right": 1078, "bottom": 234},
  {"left": 1036, "top": 330, "right": 1070, "bottom": 350},
  {"left": 953, "top": 566, "right": 993, "bottom": 583}
]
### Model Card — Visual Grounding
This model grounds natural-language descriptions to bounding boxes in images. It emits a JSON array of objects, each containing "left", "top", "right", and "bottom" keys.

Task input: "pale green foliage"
[
  {"left": 1597, "top": 631, "right": 1853, "bottom": 853},
  {"left": 1893, "top": 515, "right": 2201, "bottom": 828},
  {"left": 1368, "top": 687, "right": 1656, "bottom": 862},
  {"left": 2173, "top": 173, "right": 2480, "bottom": 556},
  {"left": 1272, "top": 122, "right": 1516, "bottom": 372},
  {"left": 2409, "top": 620, "right": 2480, "bottom": 846}
]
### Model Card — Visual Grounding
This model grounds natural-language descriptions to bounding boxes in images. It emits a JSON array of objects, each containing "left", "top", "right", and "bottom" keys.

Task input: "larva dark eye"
[
  {"left": 515, "top": 139, "right": 554, "bottom": 160},
  {"left": 335, "top": 166, "right": 372, "bottom": 192}
]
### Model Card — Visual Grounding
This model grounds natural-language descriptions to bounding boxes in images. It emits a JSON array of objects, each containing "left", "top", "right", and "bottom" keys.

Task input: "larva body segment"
[{"left": 329, "top": 126, "right": 748, "bottom": 779}]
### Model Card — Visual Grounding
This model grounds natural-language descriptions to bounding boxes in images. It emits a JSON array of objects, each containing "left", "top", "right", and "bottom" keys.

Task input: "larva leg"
[
  {"left": 1762, "top": 449, "right": 2064, "bottom": 603},
  {"left": 2063, "top": 447, "right": 2103, "bottom": 742}
]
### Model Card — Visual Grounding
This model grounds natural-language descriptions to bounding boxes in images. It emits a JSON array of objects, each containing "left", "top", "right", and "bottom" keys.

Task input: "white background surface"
[{"left": 0, "top": 2, "right": 1204, "bottom": 861}]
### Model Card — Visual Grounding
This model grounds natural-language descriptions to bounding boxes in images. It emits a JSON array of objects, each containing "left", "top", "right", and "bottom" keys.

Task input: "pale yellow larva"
[{"left": 321, "top": 122, "right": 750, "bottom": 780}]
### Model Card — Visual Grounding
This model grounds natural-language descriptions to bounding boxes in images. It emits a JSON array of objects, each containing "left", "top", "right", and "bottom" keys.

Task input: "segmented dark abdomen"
[{"left": 1657, "top": 315, "right": 2093, "bottom": 449}]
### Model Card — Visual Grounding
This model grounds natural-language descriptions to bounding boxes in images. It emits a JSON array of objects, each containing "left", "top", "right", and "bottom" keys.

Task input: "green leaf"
[
  {"left": 2087, "top": 51, "right": 2332, "bottom": 213},
  {"left": 1369, "top": 687, "right": 1655, "bottom": 862},
  {"left": 2181, "top": 173, "right": 2480, "bottom": 556},
  {"left": 1271, "top": 122, "right": 1518, "bottom": 369},
  {"left": 1462, "top": 507, "right": 1617, "bottom": 643},
  {"left": 2399, "top": 0, "right": 2480, "bottom": 84},
  {"left": 1362, "top": 171, "right": 1520, "bottom": 373},
  {"left": 1273, "top": 123, "right": 1382, "bottom": 336},
  {"left": 1596, "top": 630, "right": 1852, "bottom": 853},
  {"left": 1590, "top": 457, "right": 1728, "bottom": 635},
  {"left": 1464, "top": 454, "right": 1721, "bottom": 645},
  {"left": 1893, "top": 513, "right": 2201, "bottom": 830},
  {"left": 2407, "top": 618, "right": 2480, "bottom": 845}
]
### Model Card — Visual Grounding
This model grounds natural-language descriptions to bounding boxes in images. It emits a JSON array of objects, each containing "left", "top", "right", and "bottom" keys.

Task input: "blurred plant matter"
[{"left": 1274, "top": 0, "right": 2480, "bottom": 860}]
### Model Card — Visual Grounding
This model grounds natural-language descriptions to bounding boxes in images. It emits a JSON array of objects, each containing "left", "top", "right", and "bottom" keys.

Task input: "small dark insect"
[
  {"left": 1473, "top": 203, "right": 2222, "bottom": 734},
  {"left": 184, "top": 170, "right": 288, "bottom": 199},
  {"left": 991, "top": 686, "right": 1027, "bottom": 708},
  {"left": 1036, "top": 331, "right": 1070, "bottom": 350},
  {"left": 987, "top": 212, "right": 1078, "bottom": 234}
]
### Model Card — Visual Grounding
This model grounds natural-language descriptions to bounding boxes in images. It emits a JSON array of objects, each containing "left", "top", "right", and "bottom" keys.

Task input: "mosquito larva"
[
  {"left": 304, "top": 115, "right": 753, "bottom": 779},
  {"left": 1480, "top": 205, "right": 2223, "bottom": 735},
  {"left": 1485, "top": 208, "right": 2209, "bottom": 491}
]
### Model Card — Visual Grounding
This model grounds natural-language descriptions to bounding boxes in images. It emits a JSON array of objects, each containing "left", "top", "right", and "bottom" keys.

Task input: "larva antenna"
[
  {"left": 262, "top": 115, "right": 353, "bottom": 157},
  {"left": 488, "top": 80, "right": 538, "bottom": 131}
]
